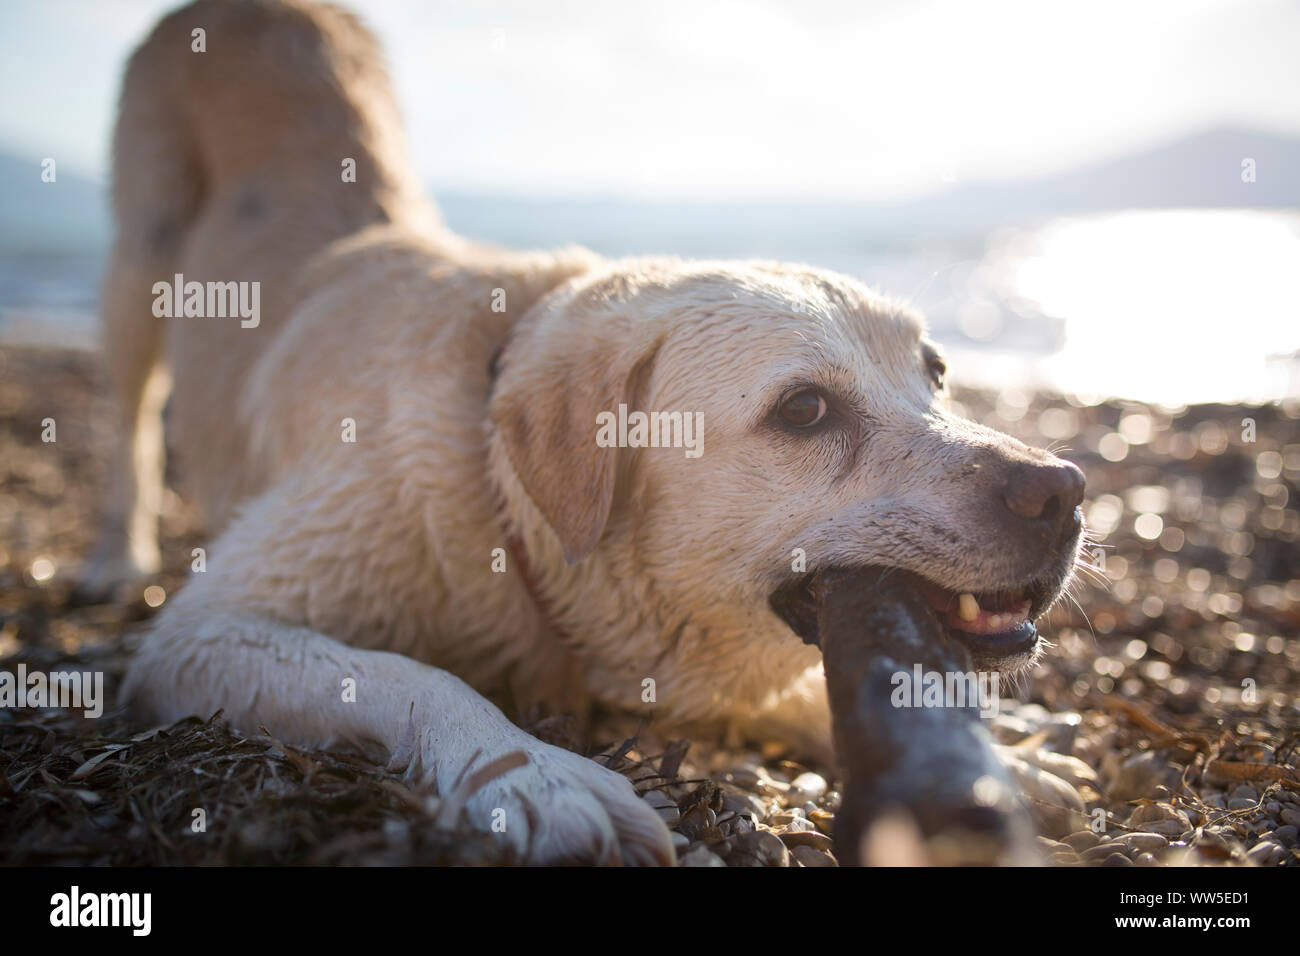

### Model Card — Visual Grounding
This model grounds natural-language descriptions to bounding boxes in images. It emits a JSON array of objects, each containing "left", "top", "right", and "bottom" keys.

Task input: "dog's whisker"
[{"left": 1062, "top": 591, "right": 1098, "bottom": 644}]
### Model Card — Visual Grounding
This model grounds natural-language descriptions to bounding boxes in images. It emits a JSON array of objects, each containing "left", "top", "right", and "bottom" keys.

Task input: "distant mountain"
[
  {"left": 438, "top": 126, "right": 1300, "bottom": 258},
  {"left": 0, "top": 126, "right": 1296, "bottom": 259},
  {"left": 872, "top": 126, "right": 1300, "bottom": 237},
  {"left": 0, "top": 154, "right": 109, "bottom": 254}
]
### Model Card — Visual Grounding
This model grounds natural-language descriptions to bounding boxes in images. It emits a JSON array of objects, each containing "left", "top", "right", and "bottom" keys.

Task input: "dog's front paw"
[{"left": 448, "top": 740, "right": 676, "bottom": 866}]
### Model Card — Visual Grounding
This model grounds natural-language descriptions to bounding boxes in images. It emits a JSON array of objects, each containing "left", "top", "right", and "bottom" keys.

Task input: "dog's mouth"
[{"left": 770, "top": 567, "right": 1060, "bottom": 670}]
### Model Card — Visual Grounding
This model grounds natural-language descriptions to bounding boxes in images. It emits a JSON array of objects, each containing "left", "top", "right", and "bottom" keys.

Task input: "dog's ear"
[{"left": 491, "top": 315, "right": 661, "bottom": 565}]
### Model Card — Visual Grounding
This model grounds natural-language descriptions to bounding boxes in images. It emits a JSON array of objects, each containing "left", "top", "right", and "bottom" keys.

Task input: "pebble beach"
[{"left": 1, "top": 344, "right": 1297, "bottom": 866}]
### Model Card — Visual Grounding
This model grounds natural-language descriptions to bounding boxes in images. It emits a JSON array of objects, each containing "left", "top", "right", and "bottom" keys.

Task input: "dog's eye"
[
  {"left": 927, "top": 356, "right": 947, "bottom": 390},
  {"left": 778, "top": 389, "right": 828, "bottom": 428}
]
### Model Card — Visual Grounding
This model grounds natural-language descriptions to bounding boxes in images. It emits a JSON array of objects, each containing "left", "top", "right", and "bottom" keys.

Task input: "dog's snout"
[{"left": 1000, "top": 459, "right": 1085, "bottom": 534}]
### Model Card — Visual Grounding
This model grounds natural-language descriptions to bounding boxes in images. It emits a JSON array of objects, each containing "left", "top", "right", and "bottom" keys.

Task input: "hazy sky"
[{"left": 2, "top": 0, "right": 1298, "bottom": 200}]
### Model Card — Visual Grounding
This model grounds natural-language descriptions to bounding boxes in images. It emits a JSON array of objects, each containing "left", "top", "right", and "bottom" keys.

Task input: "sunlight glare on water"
[{"left": 982, "top": 210, "right": 1300, "bottom": 404}]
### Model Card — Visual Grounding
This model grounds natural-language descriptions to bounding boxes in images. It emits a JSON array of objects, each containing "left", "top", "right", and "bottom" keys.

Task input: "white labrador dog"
[{"left": 88, "top": 0, "right": 1087, "bottom": 864}]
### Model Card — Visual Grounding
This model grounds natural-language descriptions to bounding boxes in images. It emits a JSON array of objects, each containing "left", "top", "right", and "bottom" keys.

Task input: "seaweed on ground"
[{"left": 2, "top": 346, "right": 1297, "bottom": 866}]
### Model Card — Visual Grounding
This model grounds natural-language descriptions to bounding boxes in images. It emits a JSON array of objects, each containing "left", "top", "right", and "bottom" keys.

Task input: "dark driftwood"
[{"left": 814, "top": 567, "right": 1035, "bottom": 865}]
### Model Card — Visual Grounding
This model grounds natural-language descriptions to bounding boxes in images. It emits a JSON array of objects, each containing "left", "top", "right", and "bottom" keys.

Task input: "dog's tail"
[{"left": 110, "top": 0, "right": 436, "bottom": 266}]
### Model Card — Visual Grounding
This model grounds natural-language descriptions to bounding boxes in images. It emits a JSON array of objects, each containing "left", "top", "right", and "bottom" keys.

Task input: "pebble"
[
  {"left": 1082, "top": 841, "right": 1128, "bottom": 861},
  {"left": 1129, "top": 802, "right": 1191, "bottom": 828},
  {"left": 729, "top": 764, "right": 787, "bottom": 796},
  {"left": 1194, "top": 829, "right": 1242, "bottom": 856},
  {"left": 656, "top": 806, "right": 681, "bottom": 825},
  {"left": 637, "top": 702, "right": 1289, "bottom": 872},
  {"left": 808, "top": 809, "right": 835, "bottom": 835},
  {"left": 1000, "top": 703, "right": 1082, "bottom": 750},
  {"left": 1109, "top": 752, "right": 1181, "bottom": 802},
  {"left": 726, "top": 764, "right": 761, "bottom": 789},
  {"left": 1270, "top": 825, "right": 1297, "bottom": 845},
  {"left": 1016, "top": 703, "right": 1053, "bottom": 725},
  {"left": 680, "top": 844, "right": 726, "bottom": 867},
  {"left": 1073, "top": 727, "right": 1116, "bottom": 766},
  {"left": 723, "top": 792, "right": 770, "bottom": 823},
  {"left": 1246, "top": 841, "right": 1282, "bottom": 866},
  {"left": 1126, "top": 803, "right": 1164, "bottom": 825},
  {"left": 778, "top": 830, "right": 834, "bottom": 852},
  {"left": 1142, "top": 819, "right": 1192, "bottom": 838},
  {"left": 1014, "top": 748, "right": 1099, "bottom": 790},
  {"left": 1117, "top": 832, "right": 1170, "bottom": 852},
  {"left": 678, "top": 805, "right": 717, "bottom": 840},
  {"left": 731, "top": 814, "right": 756, "bottom": 836},
  {"left": 642, "top": 790, "right": 675, "bottom": 811},
  {"left": 788, "top": 772, "right": 828, "bottom": 803},
  {"left": 726, "top": 830, "right": 789, "bottom": 867},
  {"left": 990, "top": 714, "right": 1037, "bottom": 741},
  {"left": 781, "top": 816, "right": 817, "bottom": 833},
  {"left": 791, "top": 844, "right": 837, "bottom": 867},
  {"left": 1009, "top": 755, "right": 1086, "bottom": 837},
  {"left": 1063, "top": 830, "right": 1101, "bottom": 851}
]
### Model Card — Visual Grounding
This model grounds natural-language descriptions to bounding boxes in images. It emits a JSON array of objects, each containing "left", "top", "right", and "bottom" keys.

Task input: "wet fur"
[{"left": 90, "top": 0, "right": 1083, "bottom": 864}]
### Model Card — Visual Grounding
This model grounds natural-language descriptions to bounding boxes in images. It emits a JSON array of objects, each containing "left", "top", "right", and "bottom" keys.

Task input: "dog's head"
[{"left": 489, "top": 259, "right": 1085, "bottom": 710}]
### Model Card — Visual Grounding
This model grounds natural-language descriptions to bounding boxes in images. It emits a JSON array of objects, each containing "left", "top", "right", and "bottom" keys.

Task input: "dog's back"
[{"left": 84, "top": 0, "right": 438, "bottom": 593}]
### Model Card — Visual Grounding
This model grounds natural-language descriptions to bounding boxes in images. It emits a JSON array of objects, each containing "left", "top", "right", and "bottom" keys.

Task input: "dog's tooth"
[{"left": 958, "top": 592, "right": 980, "bottom": 622}]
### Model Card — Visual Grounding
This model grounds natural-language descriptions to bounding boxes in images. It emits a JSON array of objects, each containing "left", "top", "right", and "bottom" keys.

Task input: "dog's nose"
[{"left": 1000, "top": 459, "right": 1085, "bottom": 534}]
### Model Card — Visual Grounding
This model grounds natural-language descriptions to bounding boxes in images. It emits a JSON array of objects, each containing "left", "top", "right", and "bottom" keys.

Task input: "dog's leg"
[
  {"left": 80, "top": 30, "right": 201, "bottom": 599},
  {"left": 120, "top": 460, "right": 674, "bottom": 865},
  {"left": 123, "top": 596, "right": 673, "bottom": 865},
  {"left": 79, "top": 244, "right": 171, "bottom": 598}
]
